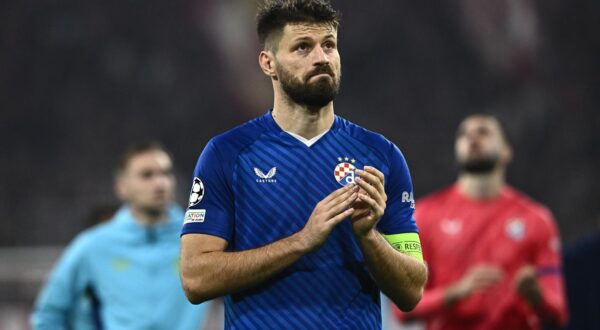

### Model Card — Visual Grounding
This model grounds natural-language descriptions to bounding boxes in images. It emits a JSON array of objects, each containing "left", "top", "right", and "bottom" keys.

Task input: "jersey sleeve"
[
  {"left": 31, "top": 234, "right": 93, "bottom": 330},
  {"left": 392, "top": 201, "right": 448, "bottom": 322},
  {"left": 530, "top": 210, "right": 568, "bottom": 326},
  {"left": 376, "top": 143, "right": 418, "bottom": 235},
  {"left": 181, "top": 140, "right": 235, "bottom": 242}
]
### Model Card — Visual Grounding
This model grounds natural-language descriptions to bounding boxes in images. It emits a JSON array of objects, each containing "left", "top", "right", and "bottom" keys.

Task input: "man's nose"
[
  {"left": 465, "top": 130, "right": 481, "bottom": 143},
  {"left": 152, "top": 174, "right": 169, "bottom": 189},
  {"left": 311, "top": 45, "right": 330, "bottom": 65}
]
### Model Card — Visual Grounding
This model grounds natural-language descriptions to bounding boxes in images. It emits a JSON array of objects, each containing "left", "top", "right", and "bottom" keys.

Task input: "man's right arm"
[
  {"left": 31, "top": 235, "right": 91, "bottom": 330},
  {"left": 180, "top": 185, "right": 359, "bottom": 304},
  {"left": 395, "top": 264, "right": 503, "bottom": 321}
]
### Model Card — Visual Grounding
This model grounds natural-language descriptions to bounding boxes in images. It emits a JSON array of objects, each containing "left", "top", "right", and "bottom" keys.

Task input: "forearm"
[
  {"left": 181, "top": 233, "right": 308, "bottom": 303},
  {"left": 534, "top": 294, "right": 565, "bottom": 327},
  {"left": 396, "top": 281, "right": 478, "bottom": 321},
  {"left": 393, "top": 287, "right": 447, "bottom": 321},
  {"left": 358, "top": 230, "right": 427, "bottom": 311},
  {"left": 531, "top": 278, "right": 568, "bottom": 327}
]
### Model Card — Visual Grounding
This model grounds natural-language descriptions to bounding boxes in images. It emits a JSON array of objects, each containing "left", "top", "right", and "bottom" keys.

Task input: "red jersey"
[{"left": 393, "top": 184, "right": 567, "bottom": 330}]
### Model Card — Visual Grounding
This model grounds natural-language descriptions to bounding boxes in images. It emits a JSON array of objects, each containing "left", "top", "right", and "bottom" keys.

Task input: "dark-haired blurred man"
[
  {"left": 179, "top": 1, "right": 427, "bottom": 329},
  {"left": 393, "top": 114, "right": 568, "bottom": 329},
  {"left": 31, "top": 143, "right": 211, "bottom": 330}
]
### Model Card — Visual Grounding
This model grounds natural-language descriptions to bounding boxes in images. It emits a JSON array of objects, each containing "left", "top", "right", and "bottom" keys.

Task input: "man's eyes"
[{"left": 296, "top": 43, "right": 309, "bottom": 51}]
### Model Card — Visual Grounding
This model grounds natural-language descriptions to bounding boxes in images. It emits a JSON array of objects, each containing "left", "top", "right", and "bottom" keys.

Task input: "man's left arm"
[
  {"left": 353, "top": 166, "right": 428, "bottom": 312},
  {"left": 514, "top": 211, "right": 568, "bottom": 327}
]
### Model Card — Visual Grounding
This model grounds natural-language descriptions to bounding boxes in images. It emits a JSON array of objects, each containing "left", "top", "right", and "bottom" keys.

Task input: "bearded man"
[
  {"left": 179, "top": 1, "right": 427, "bottom": 329},
  {"left": 393, "top": 114, "right": 568, "bottom": 330}
]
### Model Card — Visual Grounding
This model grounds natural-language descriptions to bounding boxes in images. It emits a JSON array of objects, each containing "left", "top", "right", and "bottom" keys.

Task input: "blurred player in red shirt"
[{"left": 393, "top": 114, "right": 567, "bottom": 329}]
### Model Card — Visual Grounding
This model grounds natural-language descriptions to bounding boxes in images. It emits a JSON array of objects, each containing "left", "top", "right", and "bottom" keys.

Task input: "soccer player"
[
  {"left": 179, "top": 0, "right": 427, "bottom": 329},
  {"left": 31, "top": 142, "right": 211, "bottom": 330},
  {"left": 392, "top": 114, "right": 568, "bottom": 329}
]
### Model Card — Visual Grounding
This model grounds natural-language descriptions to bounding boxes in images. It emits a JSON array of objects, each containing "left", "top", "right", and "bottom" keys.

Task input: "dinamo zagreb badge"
[{"left": 333, "top": 157, "right": 357, "bottom": 186}]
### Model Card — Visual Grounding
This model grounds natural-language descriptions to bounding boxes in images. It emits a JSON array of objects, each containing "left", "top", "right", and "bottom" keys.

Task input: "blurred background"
[{"left": 1, "top": 0, "right": 598, "bottom": 329}]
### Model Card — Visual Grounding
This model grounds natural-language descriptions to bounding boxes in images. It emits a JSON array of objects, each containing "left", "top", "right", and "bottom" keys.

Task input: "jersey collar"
[{"left": 263, "top": 109, "right": 340, "bottom": 147}]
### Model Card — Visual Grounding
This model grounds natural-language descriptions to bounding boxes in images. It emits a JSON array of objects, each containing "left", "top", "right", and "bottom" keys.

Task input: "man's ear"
[
  {"left": 259, "top": 50, "right": 277, "bottom": 79},
  {"left": 501, "top": 143, "right": 513, "bottom": 165},
  {"left": 114, "top": 177, "right": 127, "bottom": 201}
]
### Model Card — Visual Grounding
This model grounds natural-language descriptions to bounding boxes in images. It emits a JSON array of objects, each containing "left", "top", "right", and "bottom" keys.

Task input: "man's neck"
[
  {"left": 130, "top": 206, "right": 168, "bottom": 226},
  {"left": 457, "top": 169, "right": 505, "bottom": 200},
  {"left": 272, "top": 94, "right": 335, "bottom": 140}
]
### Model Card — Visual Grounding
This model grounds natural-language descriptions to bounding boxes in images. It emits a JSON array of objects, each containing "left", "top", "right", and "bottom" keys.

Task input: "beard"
[
  {"left": 276, "top": 63, "right": 340, "bottom": 109},
  {"left": 458, "top": 155, "right": 500, "bottom": 174}
]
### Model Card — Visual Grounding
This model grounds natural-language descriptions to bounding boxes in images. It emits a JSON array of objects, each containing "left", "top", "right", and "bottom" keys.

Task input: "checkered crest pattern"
[{"left": 334, "top": 162, "right": 356, "bottom": 184}]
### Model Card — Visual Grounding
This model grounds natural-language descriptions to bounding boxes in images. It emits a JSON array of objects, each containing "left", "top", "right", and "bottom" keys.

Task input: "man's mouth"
[
  {"left": 306, "top": 67, "right": 334, "bottom": 81},
  {"left": 309, "top": 73, "right": 332, "bottom": 79}
]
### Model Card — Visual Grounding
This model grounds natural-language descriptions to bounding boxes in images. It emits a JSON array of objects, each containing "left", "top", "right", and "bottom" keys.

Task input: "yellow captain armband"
[{"left": 384, "top": 232, "right": 424, "bottom": 262}]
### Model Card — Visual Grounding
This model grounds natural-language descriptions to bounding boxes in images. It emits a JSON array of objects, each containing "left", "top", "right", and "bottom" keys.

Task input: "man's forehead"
[
  {"left": 127, "top": 151, "right": 172, "bottom": 171},
  {"left": 460, "top": 116, "right": 500, "bottom": 132},
  {"left": 282, "top": 23, "right": 337, "bottom": 39}
]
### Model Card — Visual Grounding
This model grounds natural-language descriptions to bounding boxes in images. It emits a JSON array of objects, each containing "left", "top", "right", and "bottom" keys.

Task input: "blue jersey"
[{"left": 182, "top": 111, "right": 418, "bottom": 329}]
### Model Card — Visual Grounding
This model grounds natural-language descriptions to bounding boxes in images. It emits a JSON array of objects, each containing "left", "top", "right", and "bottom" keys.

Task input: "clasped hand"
[
  {"left": 351, "top": 166, "right": 387, "bottom": 237},
  {"left": 299, "top": 166, "right": 387, "bottom": 251}
]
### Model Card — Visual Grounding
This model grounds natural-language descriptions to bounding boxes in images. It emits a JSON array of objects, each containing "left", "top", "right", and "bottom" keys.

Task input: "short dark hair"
[
  {"left": 257, "top": 0, "right": 340, "bottom": 49},
  {"left": 115, "top": 141, "right": 170, "bottom": 176},
  {"left": 458, "top": 113, "right": 512, "bottom": 146}
]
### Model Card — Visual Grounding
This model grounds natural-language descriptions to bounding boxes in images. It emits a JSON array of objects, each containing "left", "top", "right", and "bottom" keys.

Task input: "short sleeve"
[
  {"left": 181, "top": 140, "right": 235, "bottom": 242},
  {"left": 532, "top": 209, "right": 562, "bottom": 273},
  {"left": 531, "top": 209, "right": 569, "bottom": 325},
  {"left": 376, "top": 143, "right": 418, "bottom": 235}
]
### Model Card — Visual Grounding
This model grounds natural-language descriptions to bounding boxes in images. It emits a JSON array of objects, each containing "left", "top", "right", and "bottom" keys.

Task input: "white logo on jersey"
[
  {"left": 505, "top": 218, "right": 526, "bottom": 240},
  {"left": 402, "top": 191, "right": 416, "bottom": 209},
  {"left": 188, "top": 177, "right": 204, "bottom": 207},
  {"left": 441, "top": 219, "right": 463, "bottom": 235},
  {"left": 254, "top": 167, "right": 277, "bottom": 183},
  {"left": 184, "top": 209, "right": 206, "bottom": 224}
]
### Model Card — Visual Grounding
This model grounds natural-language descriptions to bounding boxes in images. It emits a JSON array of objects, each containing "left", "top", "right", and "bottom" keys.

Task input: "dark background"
[{"left": 1, "top": 0, "right": 599, "bottom": 247}]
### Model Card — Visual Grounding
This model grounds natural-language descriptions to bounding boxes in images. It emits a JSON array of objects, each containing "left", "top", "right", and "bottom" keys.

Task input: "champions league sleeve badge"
[
  {"left": 188, "top": 177, "right": 205, "bottom": 207},
  {"left": 333, "top": 157, "right": 357, "bottom": 186}
]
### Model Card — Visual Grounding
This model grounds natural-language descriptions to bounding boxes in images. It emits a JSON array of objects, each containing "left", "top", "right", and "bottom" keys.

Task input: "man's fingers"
[
  {"left": 322, "top": 184, "right": 353, "bottom": 204},
  {"left": 328, "top": 192, "right": 358, "bottom": 217},
  {"left": 470, "top": 275, "right": 502, "bottom": 292},
  {"left": 356, "top": 169, "right": 381, "bottom": 188},
  {"left": 357, "top": 193, "right": 383, "bottom": 216},
  {"left": 470, "top": 269, "right": 503, "bottom": 289},
  {"left": 328, "top": 208, "right": 355, "bottom": 226},
  {"left": 356, "top": 169, "right": 385, "bottom": 198},
  {"left": 355, "top": 178, "right": 383, "bottom": 205},
  {"left": 325, "top": 184, "right": 359, "bottom": 207},
  {"left": 474, "top": 277, "right": 501, "bottom": 287},
  {"left": 351, "top": 209, "right": 371, "bottom": 221},
  {"left": 364, "top": 166, "right": 385, "bottom": 185}
]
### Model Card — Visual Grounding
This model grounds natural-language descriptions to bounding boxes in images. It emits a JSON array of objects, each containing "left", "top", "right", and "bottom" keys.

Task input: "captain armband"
[{"left": 383, "top": 232, "right": 424, "bottom": 262}]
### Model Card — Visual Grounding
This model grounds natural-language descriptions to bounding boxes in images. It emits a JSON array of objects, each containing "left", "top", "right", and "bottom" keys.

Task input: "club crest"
[
  {"left": 441, "top": 219, "right": 463, "bottom": 235},
  {"left": 505, "top": 218, "right": 526, "bottom": 240},
  {"left": 333, "top": 157, "right": 357, "bottom": 186}
]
